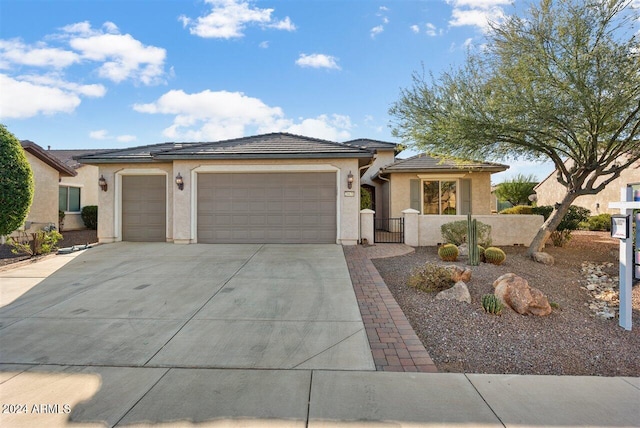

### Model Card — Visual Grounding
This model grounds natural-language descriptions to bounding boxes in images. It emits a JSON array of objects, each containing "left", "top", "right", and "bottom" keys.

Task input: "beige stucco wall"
[
  {"left": 536, "top": 159, "right": 640, "bottom": 215},
  {"left": 360, "top": 150, "right": 395, "bottom": 215},
  {"left": 95, "top": 163, "right": 174, "bottom": 243},
  {"left": 18, "top": 152, "right": 59, "bottom": 234},
  {"left": 59, "top": 165, "right": 99, "bottom": 230},
  {"left": 95, "top": 158, "right": 361, "bottom": 245},
  {"left": 413, "top": 214, "right": 544, "bottom": 246},
  {"left": 388, "top": 171, "right": 493, "bottom": 218}
]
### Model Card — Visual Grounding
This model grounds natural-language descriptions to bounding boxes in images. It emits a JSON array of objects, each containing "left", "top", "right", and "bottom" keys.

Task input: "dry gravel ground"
[
  {"left": 0, "top": 229, "right": 98, "bottom": 268},
  {"left": 372, "top": 231, "right": 640, "bottom": 376}
]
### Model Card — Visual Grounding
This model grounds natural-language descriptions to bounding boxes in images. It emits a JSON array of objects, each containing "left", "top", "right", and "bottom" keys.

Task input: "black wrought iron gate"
[{"left": 374, "top": 217, "right": 404, "bottom": 243}]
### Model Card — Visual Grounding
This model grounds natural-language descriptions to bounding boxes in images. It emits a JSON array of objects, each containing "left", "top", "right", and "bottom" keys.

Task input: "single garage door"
[
  {"left": 122, "top": 175, "right": 166, "bottom": 242},
  {"left": 198, "top": 172, "right": 336, "bottom": 244}
]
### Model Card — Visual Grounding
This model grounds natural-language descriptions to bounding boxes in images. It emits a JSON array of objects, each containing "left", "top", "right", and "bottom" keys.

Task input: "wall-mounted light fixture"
[
  {"left": 98, "top": 175, "right": 108, "bottom": 192},
  {"left": 175, "top": 173, "right": 184, "bottom": 191},
  {"left": 347, "top": 171, "right": 354, "bottom": 189}
]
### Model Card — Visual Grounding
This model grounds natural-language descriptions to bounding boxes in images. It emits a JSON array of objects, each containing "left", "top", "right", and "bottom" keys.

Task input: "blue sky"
[{"left": 0, "top": 0, "right": 555, "bottom": 182}]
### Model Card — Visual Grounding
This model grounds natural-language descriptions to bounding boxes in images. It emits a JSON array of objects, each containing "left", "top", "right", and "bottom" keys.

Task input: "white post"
[
  {"left": 360, "top": 209, "right": 375, "bottom": 245},
  {"left": 402, "top": 208, "right": 420, "bottom": 247},
  {"left": 619, "top": 187, "right": 633, "bottom": 331}
]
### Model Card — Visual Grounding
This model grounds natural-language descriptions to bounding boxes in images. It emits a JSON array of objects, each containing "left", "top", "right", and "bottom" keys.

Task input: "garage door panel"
[
  {"left": 198, "top": 172, "right": 336, "bottom": 244},
  {"left": 122, "top": 175, "right": 166, "bottom": 242}
]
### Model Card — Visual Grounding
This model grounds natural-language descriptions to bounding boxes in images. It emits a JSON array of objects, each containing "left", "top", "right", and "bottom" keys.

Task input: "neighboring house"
[
  {"left": 16, "top": 141, "right": 76, "bottom": 235},
  {"left": 48, "top": 150, "right": 103, "bottom": 230},
  {"left": 75, "top": 133, "right": 510, "bottom": 245},
  {"left": 534, "top": 157, "right": 640, "bottom": 215}
]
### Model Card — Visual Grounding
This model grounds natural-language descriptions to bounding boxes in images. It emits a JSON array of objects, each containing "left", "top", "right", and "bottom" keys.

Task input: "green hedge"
[
  {"left": 0, "top": 125, "right": 34, "bottom": 236},
  {"left": 81, "top": 205, "right": 98, "bottom": 230}
]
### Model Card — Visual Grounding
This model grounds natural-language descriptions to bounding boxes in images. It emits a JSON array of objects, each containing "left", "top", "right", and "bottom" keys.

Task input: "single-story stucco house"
[
  {"left": 47, "top": 149, "right": 103, "bottom": 230},
  {"left": 76, "top": 133, "right": 510, "bottom": 245},
  {"left": 534, "top": 156, "right": 640, "bottom": 215},
  {"left": 15, "top": 141, "right": 77, "bottom": 236}
]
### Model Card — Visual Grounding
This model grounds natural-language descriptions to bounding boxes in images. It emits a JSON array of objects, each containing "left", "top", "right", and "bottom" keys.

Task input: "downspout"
[
  {"left": 357, "top": 156, "right": 376, "bottom": 244},
  {"left": 377, "top": 169, "right": 391, "bottom": 219}
]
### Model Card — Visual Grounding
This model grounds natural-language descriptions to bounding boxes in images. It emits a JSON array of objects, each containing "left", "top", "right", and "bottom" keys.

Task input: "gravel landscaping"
[
  {"left": 372, "top": 231, "right": 640, "bottom": 376},
  {"left": 0, "top": 229, "right": 98, "bottom": 268}
]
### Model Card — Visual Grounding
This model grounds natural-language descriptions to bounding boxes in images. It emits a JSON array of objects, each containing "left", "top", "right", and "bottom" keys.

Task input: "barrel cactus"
[
  {"left": 477, "top": 245, "right": 486, "bottom": 263},
  {"left": 438, "top": 243, "right": 459, "bottom": 262},
  {"left": 484, "top": 247, "right": 506, "bottom": 265},
  {"left": 482, "top": 294, "right": 504, "bottom": 315}
]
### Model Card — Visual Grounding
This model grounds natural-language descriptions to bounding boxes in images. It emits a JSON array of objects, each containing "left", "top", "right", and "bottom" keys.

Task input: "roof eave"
[{"left": 154, "top": 152, "right": 374, "bottom": 160}]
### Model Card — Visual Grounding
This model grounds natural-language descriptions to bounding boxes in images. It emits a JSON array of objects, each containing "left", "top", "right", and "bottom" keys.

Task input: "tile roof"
[
  {"left": 342, "top": 138, "right": 399, "bottom": 151},
  {"left": 49, "top": 149, "right": 111, "bottom": 169},
  {"left": 380, "top": 153, "right": 509, "bottom": 173},
  {"left": 76, "top": 133, "right": 373, "bottom": 163},
  {"left": 20, "top": 141, "right": 76, "bottom": 177}
]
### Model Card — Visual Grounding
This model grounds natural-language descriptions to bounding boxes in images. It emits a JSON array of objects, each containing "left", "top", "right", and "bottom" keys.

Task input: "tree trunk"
[{"left": 526, "top": 191, "right": 579, "bottom": 256}]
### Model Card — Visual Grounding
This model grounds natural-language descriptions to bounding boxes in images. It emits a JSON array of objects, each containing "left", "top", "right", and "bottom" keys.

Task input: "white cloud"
[
  {"left": 0, "top": 39, "right": 80, "bottom": 69},
  {"left": 133, "top": 89, "right": 352, "bottom": 141},
  {"left": 18, "top": 73, "right": 106, "bottom": 97},
  {"left": 447, "top": 0, "right": 508, "bottom": 31},
  {"left": 67, "top": 28, "right": 167, "bottom": 85},
  {"left": 116, "top": 134, "right": 137, "bottom": 142},
  {"left": 179, "top": 0, "right": 295, "bottom": 39},
  {"left": 90, "top": 129, "right": 109, "bottom": 140},
  {"left": 370, "top": 25, "right": 384, "bottom": 39},
  {"left": 295, "top": 53, "right": 340, "bottom": 70},
  {"left": 259, "top": 41, "right": 269, "bottom": 49},
  {"left": 90, "top": 129, "right": 137, "bottom": 142},
  {"left": 425, "top": 23, "right": 441, "bottom": 37},
  {"left": 0, "top": 74, "right": 81, "bottom": 119}
]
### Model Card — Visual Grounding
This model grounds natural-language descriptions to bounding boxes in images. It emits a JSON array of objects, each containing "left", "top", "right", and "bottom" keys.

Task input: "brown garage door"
[
  {"left": 122, "top": 175, "right": 166, "bottom": 242},
  {"left": 198, "top": 172, "right": 336, "bottom": 244}
]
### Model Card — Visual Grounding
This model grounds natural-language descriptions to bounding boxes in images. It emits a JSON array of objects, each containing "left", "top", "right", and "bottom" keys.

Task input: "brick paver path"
[{"left": 344, "top": 245, "right": 438, "bottom": 373}]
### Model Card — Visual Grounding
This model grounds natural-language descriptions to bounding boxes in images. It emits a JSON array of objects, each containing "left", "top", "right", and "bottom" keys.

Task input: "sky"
[{"left": 0, "top": 0, "right": 557, "bottom": 183}]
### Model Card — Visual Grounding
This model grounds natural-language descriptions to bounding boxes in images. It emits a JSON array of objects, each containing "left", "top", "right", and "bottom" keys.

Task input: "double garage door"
[{"left": 197, "top": 172, "right": 337, "bottom": 244}]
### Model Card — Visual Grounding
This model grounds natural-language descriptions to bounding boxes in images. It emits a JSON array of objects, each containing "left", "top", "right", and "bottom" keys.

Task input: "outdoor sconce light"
[
  {"left": 347, "top": 171, "right": 354, "bottom": 189},
  {"left": 175, "top": 173, "right": 184, "bottom": 191},
  {"left": 98, "top": 175, "right": 108, "bottom": 192}
]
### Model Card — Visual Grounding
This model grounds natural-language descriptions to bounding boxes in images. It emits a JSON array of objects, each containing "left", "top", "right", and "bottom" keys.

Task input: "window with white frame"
[
  {"left": 59, "top": 186, "right": 81, "bottom": 212},
  {"left": 422, "top": 180, "right": 457, "bottom": 215}
]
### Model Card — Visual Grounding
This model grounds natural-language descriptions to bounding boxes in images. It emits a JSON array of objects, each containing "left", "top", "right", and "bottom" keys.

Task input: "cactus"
[
  {"left": 438, "top": 243, "right": 459, "bottom": 262},
  {"left": 484, "top": 247, "right": 506, "bottom": 265},
  {"left": 482, "top": 294, "right": 504, "bottom": 315},
  {"left": 478, "top": 245, "right": 486, "bottom": 263},
  {"left": 467, "top": 214, "right": 479, "bottom": 266}
]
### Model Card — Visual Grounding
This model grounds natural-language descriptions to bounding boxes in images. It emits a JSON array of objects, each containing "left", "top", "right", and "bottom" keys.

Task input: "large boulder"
[
  {"left": 435, "top": 281, "right": 471, "bottom": 304},
  {"left": 493, "top": 273, "right": 552, "bottom": 316},
  {"left": 532, "top": 252, "right": 555, "bottom": 266},
  {"left": 444, "top": 265, "right": 472, "bottom": 282}
]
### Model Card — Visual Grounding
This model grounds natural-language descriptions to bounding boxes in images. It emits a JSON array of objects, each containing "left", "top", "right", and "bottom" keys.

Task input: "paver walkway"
[{"left": 343, "top": 244, "right": 438, "bottom": 373}]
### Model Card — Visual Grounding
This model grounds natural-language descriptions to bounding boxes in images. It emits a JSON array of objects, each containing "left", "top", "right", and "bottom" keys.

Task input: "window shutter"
[
  {"left": 460, "top": 179, "right": 472, "bottom": 214},
  {"left": 410, "top": 179, "right": 421, "bottom": 212}
]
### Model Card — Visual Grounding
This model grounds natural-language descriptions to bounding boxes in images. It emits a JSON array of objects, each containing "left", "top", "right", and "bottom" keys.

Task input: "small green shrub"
[
  {"left": 549, "top": 301, "right": 561, "bottom": 310},
  {"left": 438, "top": 243, "right": 459, "bottom": 261},
  {"left": 499, "top": 205, "right": 533, "bottom": 215},
  {"left": 550, "top": 229, "right": 572, "bottom": 247},
  {"left": 407, "top": 263, "right": 455, "bottom": 292},
  {"left": 484, "top": 247, "right": 506, "bottom": 265},
  {"left": 81, "top": 205, "right": 98, "bottom": 230},
  {"left": 481, "top": 294, "right": 504, "bottom": 315},
  {"left": 8, "top": 229, "right": 63, "bottom": 257},
  {"left": 581, "top": 214, "right": 612, "bottom": 231},
  {"left": 441, "top": 220, "right": 492, "bottom": 247},
  {"left": 533, "top": 205, "right": 590, "bottom": 231}
]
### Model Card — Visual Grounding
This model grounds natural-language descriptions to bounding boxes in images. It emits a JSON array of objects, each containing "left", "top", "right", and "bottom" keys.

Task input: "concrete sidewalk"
[
  {"left": 1, "top": 365, "right": 638, "bottom": 427},
  {"left": 0, "top": 246, "right": 638, "bottom": 427}
]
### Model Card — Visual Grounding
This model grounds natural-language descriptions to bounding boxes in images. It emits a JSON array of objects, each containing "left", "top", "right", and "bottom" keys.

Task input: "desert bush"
[
  {"left": 407, "top": 263, "right": 455, "bottom": 293},
  {"left": 581, "top": 213, "right": 612, "bottom": 231},
  {"left": 437, "top": 243, "right": 459, "bottom": 261},
  {"left": 8, "top": 228, "right": 63, "bottom": 257},
  {"left": 550, "top": 230, "right": 572, "bottom": 247},
  {"left": 81, "top": 205, "right": 98, "bottom": 230},
  {"left": 484, "top": 247, "right": 506, "bottom": 265},
  {"left": 499, "top": 205, "right": 533, "bottom": 214},
  {"left": 441, "top": 220, "right": 492, "bottom": 247}
]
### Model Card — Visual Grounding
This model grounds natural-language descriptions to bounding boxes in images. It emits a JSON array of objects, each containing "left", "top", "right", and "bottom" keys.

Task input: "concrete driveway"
[{"left": 0, "top": 243, "right": 374, "bottom": 370}]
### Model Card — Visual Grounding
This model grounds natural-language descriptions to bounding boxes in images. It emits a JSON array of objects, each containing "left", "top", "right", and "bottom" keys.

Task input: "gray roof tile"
[{"left": 381, "top": 153, "right": 508, "bottom": 173}]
